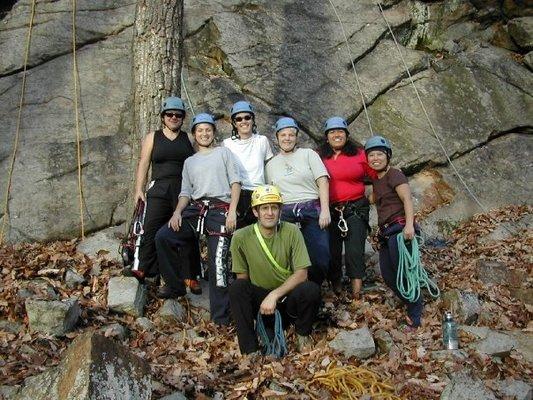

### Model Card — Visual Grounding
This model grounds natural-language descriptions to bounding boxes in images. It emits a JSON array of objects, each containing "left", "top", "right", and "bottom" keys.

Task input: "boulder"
[
  {"left": 107, "top": 276, "right": 147, "bottom": 317},
  {"left": 99, "top": 323, "right": 128, "bottom": 341},
  {"left": 0, "top": 319, "right": 23, "bottom": 334},
  {"left": 508, "top": 17, "right": 533, "bottom": 50},
  {"left": 374, "top": 329, "right": 394, "bottom": 354},
  {"left": 491, "top": 379, "right": 532, "bottom": 400},
  {"left": 441, "top": 289, "right": 481, "bottom": 324},
  {"left": 156, "top": 299, "right": 186, "bottom": 324},
  {"left": 12, "top": 331, "right": 151, "bottom": 400},
  {"left": 472, "top": 331, "right": 517, "bottom": 358},
  {"left": 441, "top": 372, "right": 497, "bottom": 400},
  {"left": 25, "top": 298, "right": 80, "bottom": 336},
  {"left": 328, "top": 327, "right": 376, "bottom": 359},
  {"left": 135, "top": 317, "right": 155, "bottom": 331},
  {"left": 76, "top": 224, "right": 125, "bottom": 262},
  {"left": 65, "top": 268, "right": 86, "bottom": 289}
]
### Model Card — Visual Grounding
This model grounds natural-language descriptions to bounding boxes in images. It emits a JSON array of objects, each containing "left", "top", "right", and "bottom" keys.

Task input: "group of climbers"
[{"left": 125, "top": 95, "right": 425, "bottom": 353}]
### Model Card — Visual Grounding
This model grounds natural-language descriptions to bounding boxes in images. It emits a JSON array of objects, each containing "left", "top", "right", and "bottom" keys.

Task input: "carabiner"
[{"left": 335, "top": 205, "right": 348, "bottom": 237}]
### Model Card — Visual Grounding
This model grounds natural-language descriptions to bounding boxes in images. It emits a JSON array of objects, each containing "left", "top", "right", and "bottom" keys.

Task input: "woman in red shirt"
[{"left": 318, "top": 117, "right": 377, "bottom": 298}]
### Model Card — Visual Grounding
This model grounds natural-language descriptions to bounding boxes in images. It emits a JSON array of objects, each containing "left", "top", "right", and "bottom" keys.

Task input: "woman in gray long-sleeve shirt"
[{"left": 155, "top": 113, "right": 241, "bottom": 326}]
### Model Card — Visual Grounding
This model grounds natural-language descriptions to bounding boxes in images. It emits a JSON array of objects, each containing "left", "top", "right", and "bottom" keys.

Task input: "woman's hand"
[
  {"left": 225, "top": 210, "right": 237, "bottom": 233},
  {"left": 318, "top": 208, "right": 331, "bottom": 229},
  {"left": 169, "top": 211, "right": 182, "bottom": 231},
  {"left": 134, "top": 190, "right": 146, "bottom": 204},
  {"left": 403, "top": 223, "right": 415, "bottom": 241}
]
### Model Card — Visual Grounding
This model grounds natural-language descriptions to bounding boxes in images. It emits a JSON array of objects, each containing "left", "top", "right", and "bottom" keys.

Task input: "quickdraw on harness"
[
  {"left": 119, "top": 199, "right": 146, "bottom": 271},
  {"left": 396, "top": 234, "right": 440, "bottom": 302},
  {"left": 191, "top": 198, "right": 231, "bottom": 237},
  {"left": 256, "top": 310, "right": 288, "bottom": 358},
  {"left": 335, "top": 205, "right": 349, "bottom": 237}
]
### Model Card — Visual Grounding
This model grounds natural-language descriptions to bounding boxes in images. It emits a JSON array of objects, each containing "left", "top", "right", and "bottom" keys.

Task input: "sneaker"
[
  {"left": 157, "top": 285, "right": 186, "bottom": 299},
  {"left": 184, "top": 279, "right": 202, "bottom": 295},
  {"left": 296, "top": 334, "right": 313, "bottom": 352}
]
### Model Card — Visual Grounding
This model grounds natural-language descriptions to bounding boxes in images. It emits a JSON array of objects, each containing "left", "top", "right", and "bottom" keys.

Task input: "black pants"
[
  {"left": 379, "top": 223, "right": 423, "bottom": 326},
  {"left": 229, "top": 279, "right": 321, "bottom": 354},
  {"left": 155, "top": 205, "right": 232, "bottom": 325},
  {"left": 236, "top": 189, "right": 256, "bottom": 228},
  {"left": 138, "top": 180, "right": 200, "bottom": 278},
  {"left": 328, "top": 199, "right": 370, "bottom": 282}
]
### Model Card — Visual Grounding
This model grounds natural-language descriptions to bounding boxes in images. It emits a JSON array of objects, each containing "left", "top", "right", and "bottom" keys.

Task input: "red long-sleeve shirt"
[{"left": 322, "top": 151, "right": 377, "bottom": 204}]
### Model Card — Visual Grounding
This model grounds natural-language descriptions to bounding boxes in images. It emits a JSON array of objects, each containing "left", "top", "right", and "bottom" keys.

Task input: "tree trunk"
[{"left": 133, "top": 0, "right": 183, "bottom": 138}]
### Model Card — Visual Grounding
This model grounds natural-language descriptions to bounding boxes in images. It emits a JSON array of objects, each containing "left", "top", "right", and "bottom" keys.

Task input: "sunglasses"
[
  {"left": 234, "top": 115, "right": 253, "bottom": 122},
  {"left": 164, "top": 112, "right": 184, "bottom": 119}
]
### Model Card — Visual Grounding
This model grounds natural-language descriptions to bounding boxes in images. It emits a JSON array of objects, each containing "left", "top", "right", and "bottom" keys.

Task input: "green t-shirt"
[{"left": 230, "top": 222, "right": 311, "bottom": 290}]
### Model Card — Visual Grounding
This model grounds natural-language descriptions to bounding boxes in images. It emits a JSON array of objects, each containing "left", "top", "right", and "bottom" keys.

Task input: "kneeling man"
[{"left": 229, "top": 185, "right": 321, "bottom": 354}]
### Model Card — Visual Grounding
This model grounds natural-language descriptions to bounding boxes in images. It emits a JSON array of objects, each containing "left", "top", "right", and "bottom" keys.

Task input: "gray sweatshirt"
[{"left": 180, "top": 147, "right": 242, "bottom": 203}]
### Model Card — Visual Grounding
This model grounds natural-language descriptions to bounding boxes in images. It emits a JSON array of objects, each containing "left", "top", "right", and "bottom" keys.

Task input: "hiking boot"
[
  {"left": 157, "top": 285, "right": 186, "bottom": 299},
  {"left": 185, "top": 279, "right": 202, "bottom": 295},
  {"left": 296, "top": 334, "right": 313, "bottom": 352}
]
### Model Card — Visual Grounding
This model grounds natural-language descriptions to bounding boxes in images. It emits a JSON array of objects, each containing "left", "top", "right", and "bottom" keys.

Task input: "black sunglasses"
[
  {"left": 164, "top": 112, "right": 184, "bottom": 119},
  {"left": 234, "top": 115, "right": 253, "bottom": 122}
]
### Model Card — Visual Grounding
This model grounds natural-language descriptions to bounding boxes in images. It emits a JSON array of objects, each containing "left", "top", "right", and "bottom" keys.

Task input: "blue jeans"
[{"left": 281, "top": 200, "right": 330, "bottom": 285}]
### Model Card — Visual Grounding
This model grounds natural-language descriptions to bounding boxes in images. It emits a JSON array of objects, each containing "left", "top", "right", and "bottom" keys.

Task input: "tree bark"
[{"left": 133, "top": 0, "right": 183, "bottom": 138}]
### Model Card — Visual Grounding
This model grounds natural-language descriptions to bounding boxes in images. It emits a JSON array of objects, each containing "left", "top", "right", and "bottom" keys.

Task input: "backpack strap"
[{"left": 253, "top": 223, "right": 291, "bottom": 280}]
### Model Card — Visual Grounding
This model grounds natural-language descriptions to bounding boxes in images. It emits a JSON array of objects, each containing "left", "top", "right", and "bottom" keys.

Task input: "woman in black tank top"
[{"left": 129, "top": 97, "right": 200, "bottom": 293}]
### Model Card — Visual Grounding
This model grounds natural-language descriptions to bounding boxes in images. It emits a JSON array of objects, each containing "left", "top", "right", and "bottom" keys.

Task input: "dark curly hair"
[{"left": 317, "top": 136, "right": 364, "bottom": 159}]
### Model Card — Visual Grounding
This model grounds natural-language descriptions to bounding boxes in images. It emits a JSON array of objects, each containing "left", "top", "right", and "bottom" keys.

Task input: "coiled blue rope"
[
  {"left": 256, "top": 310, "right": 287, "bottom": 358},
  {"left": 396, "top": 234, "right": 440, "bottom": 302}
]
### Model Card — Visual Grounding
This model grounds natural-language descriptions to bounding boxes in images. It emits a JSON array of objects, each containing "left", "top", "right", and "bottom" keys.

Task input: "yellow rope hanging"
[
  {"left": 72, "top": 0, "right": 85, "bottom": 239},
  {"left": 0, "top": 0, "right": 37, "bottom": 244},
  {"left": 307, "top": 362, "right": 404, "bottom": 400}
]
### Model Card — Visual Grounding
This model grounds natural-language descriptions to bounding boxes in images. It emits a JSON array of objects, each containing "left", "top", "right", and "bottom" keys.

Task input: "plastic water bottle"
[{"left": 442, "top": 311, "right": 459, "bottom": 350}]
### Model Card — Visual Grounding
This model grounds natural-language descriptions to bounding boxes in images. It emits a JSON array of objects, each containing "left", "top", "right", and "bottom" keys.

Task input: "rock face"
[
  {"left": 0, "top": 0, "right": 135, "bottom": 242},
  {"left": 12, "top": 331, "right": 151, "bottom": 400},
  {"left": 0, "top": 0, "right": 531, "bottom": 241}
]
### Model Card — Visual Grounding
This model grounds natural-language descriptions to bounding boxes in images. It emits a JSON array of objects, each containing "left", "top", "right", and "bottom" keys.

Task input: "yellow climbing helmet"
[{"left": 251, "top": 185, "right": 283, "bottom": 208}]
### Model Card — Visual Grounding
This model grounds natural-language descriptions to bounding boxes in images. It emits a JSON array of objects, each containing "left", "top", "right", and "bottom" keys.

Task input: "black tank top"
[{"left": 151, "top": 130, "right": 194, "bottom": 181}]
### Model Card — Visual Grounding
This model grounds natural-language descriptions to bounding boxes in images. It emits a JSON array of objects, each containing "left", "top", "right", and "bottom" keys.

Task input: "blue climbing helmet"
[
  {"left": 274, "top": 117, "right": 299, "bottom": 134},
  {"left": 191, "top": 113, "right": 216, "bottom": 131},
  {"left": 323, "top": 116, "right": 349, "bottom": 135},
  {"left": 230, "top": 101, "right": 255, "bottom": 118},
  {"left": 364, "top": 135, "right": 392, "bottom": 158},
  {"left": 160, "top": 96, "right": 186, "bottom": 115}
]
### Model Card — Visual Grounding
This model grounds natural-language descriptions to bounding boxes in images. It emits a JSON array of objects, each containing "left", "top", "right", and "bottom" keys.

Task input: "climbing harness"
[
  {"left": 335, "top": 205, "right": 349, "bottom": 237},
  {"left": 253, "top": 223, "right": 292, "bottom": 280},
  {"left": 307, "top": 361, "right": 403, "bottom": 400},
  {"left": 0, "top": 0, "right": 37, "bottom": 244},
  {"left": 120, "top": 199, "right": 146, "bottom": 271},
  {"left": 396, "top": 234, "right": 440, "bottom": 302},
  {"left": 256, "top": 310, "right": 287, "bottom": 358}
]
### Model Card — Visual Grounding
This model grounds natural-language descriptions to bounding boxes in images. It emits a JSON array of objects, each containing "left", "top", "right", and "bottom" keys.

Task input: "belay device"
[{"left": 120, "top": 199, "right": 146, "bottom": 277}]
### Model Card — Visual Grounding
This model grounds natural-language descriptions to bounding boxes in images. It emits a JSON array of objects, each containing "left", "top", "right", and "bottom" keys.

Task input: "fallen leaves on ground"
[{"left": 0, "top": 205, "right": 531, "bottom": 399}]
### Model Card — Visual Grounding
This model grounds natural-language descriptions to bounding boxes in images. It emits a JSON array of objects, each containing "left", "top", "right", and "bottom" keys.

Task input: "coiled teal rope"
[
  {"left": 396, "top": 235, "right": 440, "bottom": 302},
  {"left": 256, "top": 310, "right": 287, "bottom": 358}
]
